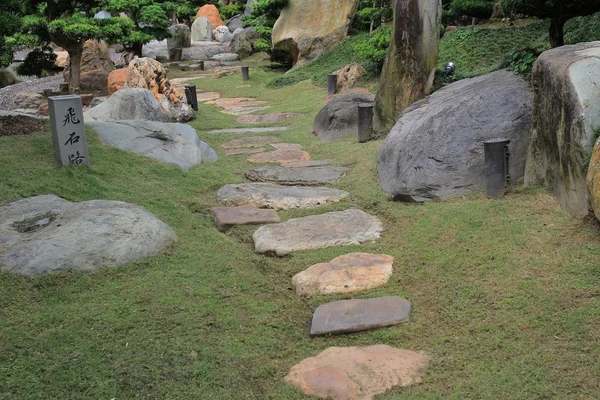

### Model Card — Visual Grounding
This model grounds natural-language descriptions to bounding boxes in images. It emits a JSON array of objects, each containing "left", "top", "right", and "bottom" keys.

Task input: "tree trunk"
[
  {"left": 132, "top": 42, "right": 143, "bottom": 58},
  {"left": 67, "top": 48, "right": 83, "bottom": 93},
  {"left": 549, "top": 17, "right": 565, "bottom": 48},
  {"left": 491, "top": 0, "right": 501, "bottom": 19}
]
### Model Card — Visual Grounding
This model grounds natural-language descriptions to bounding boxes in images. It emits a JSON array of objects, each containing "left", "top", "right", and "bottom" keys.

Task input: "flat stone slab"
[
  {"left": 285, "top": 159, "right": 334, "bottom": 168},
  {"left": 247, "top": 149, "right": 310, "bottom": 164},
  {"left": 207, "top": 127, "right": 290, "bottom": 134},
  {"left": 246, "top": 166, "right": 347, "bottom": 185},
  {"left": 217, "top": 183, "right": 350, "bottom": 210},
  {"left": 253, "top": 209, "right": 383, "bottom": 255},
  {"left": 237, "top": 112, "right": 300, "bottom": 124},
  {"left": 0, "top": 195, "right": 177, "bottom": 275},
  {"left": 197, "top": 92, "right": 221, "bottom": 102},
  {"left": 221, "top": 136, "right": 281, "bottom": 149},
  {"left": 270, "top": 143, "right": 302, "bottom": 150},
  {"left": 292, "top": 253, "right": 394, "bottom": 297},
  {"left": 225, "top": 148, "right": 266, "bottom": 156},
  {"left": 212, "top": 206, "right": 280, "bottom": 231},
  {"left": 311, "top": 296, "right": 410, "bottom": 336},
  {"left": 222, "top": 106, "right": 272, "bottom": 115},
  {"left": 285, "top": 345, "right": 430, "bottom": 400}
]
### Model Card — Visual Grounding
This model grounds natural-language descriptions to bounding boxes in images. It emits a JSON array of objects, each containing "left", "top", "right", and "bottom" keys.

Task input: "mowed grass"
[{"left": 2, "top": 68, "right": 600, "bottom": 399}]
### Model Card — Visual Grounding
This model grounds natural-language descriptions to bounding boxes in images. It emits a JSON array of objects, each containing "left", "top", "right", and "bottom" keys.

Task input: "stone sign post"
[{"left": 49, "top": 95, "right": 90, "bottom": 167}]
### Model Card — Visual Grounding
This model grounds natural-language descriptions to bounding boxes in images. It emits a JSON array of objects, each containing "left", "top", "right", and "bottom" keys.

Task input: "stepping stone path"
[
  {"left": 285, "top": 159, "right": 334, "bottom": 168},
  {"left": 310, "top": 296, "right": 411, "bottom": 336},
  {"left": 217, "top": 183, "right": 349, "bottom": 210},
  {"left": 236, "top": 112, "right": 300, "bottom": 124},
  {"left": 212, "top": 206, "right": 280, "bottom": 231},
  {"left": 207, "top": 127, "right": 290, "bottom": 135},
  {"left": 253, "top": 209, "right": 382, "bottom": 255},
  {"left": 225, "top": 148, "right": 266, "bottom": 156},
  {"left": 221, "top": 136, "right": 280, "bottom": 149},
  {"left": 247, "top": 148, "right": 310, "bottom": 164},
  {"left": 284, "top": 345, "right": 430, "bottom": 400},
  {"left": 206, "top": 97, "right": 271, "bottom": 115},
  {"left": 270, "top": 143, "right": 302, "bottom": 150},
  {"left": 246, "top": 166, "right": 347, "bottom": 185},
  {"left": 292, "top": 253, "right": 394, "bottom": 297},
  {"left": 197, "top": 92, "right": 221, "bottom": 102}
]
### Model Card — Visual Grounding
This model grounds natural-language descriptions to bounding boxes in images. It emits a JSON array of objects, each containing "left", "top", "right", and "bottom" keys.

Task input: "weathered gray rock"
[
  {"left": 207, "top": 127, "right": 289, "bottom": 134},
  {"left": 272, "top": 0, "right": 360, "bottom": 67},
  {"left": 374, "top": 0, "right": 443, "bottom": 130},
  {"left": 84, "top": 88, "right": 171, "bottom": 122},
  {"left": 230, "top": 28, "right": 260, "bottom": 59},
  {"left": 86, "top": 120, "right": 218, "bottom": 171},
  {"left": 526, "top": 42, "right": 600, "bottom": 217},
  {"left": 143, "top": 40, "right": 228, "bottom": 61},
  {"left": 246, "top": 165, "right": 347, "bottom": 185},
  {"left": 311, "top": 296, "right": 411, "bottom": 336},
  {"left": 313, "top": 91, "right": 375, "bottom": 142},
  {"left": 226, "top": 15, "right": 243, "bottom": 32},
  {"left": 212, "top": 206, "right": 280, "bottom": 231},
  {"left": 253, "top": 209, "right": 383, "bottom": 255},
  {"left": 168, "top": 24, "right": 192, "bottom": 50},
  {"left": 285, "top": 346, "right": 431, "bottom": 400},
  {"left": 192, "top": 16, "right": 213, "bottom": 41},
  {"left": 285, "top": 159, "right": 334, "bottom": 168},
  {"left": 214, "top": 26, "right": 233, "bottom": 42},
  {"left": 0, "top": 111, "right": 43, "bottom": 137},
  {"left": 211, "top": 52, "right": 240, "bottom": 62},
  {"left": 217, "top": 183, "right": 349, "bottom": 210},
  {"left": 292, "top": 253, "right": 394, "bottom": 297},
  {"left": 0, "top": 195, "right": 177, "bottom": 275},
  {"left": 244, "top": 0, "right": 258, "bottom": 15},
  {"left": 378, "top": 70, "right": 533, "bottom": 202}
]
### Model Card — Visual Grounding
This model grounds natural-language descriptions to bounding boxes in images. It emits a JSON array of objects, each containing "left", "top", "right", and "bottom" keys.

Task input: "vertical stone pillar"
[{"left": 48, "top": 95, "right": 90, "bottom": 167}]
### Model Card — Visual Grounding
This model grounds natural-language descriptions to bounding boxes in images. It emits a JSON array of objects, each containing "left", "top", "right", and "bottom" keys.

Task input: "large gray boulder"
[
  {"left": 226, "top": 15, "right": 243, "bottom": 32},
  {"left": 526, "top": 42, "right": 600, "bottom": 217},
  {"left": 230, "top": 28, "right": 260, "bottom": 59},
  {"left": 313, "top": 91, "right": 375, "bottom": 142},
  {"left": 143, "top": 40, "right": 228, "bottom": 61},
  {"left": 84, "top": 89, "right": 171, "bottom": 122},
  {"left": 192, "top": 16, "right": 212, "bottom": 41},
  {"left": 374, "top": 0, "right": 443, "bottom": 131},
  {"left": 168, "top": 24, "right": 191, "bottom": 49},
  {"left": 86, "top": 120, "right": 218, "bottom": 171},
  {"left": 0, "top": 195, "right": 177, "bottom": 275},
  {"left": 378, "top": 70, "right": 533, "bottom": 202},
  {"left": 244, "top": 0, "right": 258, "bottom": 15}
]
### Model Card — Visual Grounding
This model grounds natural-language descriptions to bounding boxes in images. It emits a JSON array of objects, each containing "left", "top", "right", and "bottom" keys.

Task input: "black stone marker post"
[
  {"left": 357, "top": 103, "right": 374, "bottom": 143},
  {"left": 484, "top": 139, "right": 511, "bottom": 199},
  {"left": 241, "top": 66, "right": 250, "bottom": 81},
  {"left": 185, "top": 84, "right": 198, "bottom": 111},
  {"left": 328, "top": 74, "right": 338, "bottom": 95},
  {"left": 48, "top": 95, "right": 90, "bottom": 167}
]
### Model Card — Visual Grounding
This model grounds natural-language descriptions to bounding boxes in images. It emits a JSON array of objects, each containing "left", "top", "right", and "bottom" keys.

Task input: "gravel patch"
[{"left": 0, "top": 76, "right": 64, "bottom": 111}]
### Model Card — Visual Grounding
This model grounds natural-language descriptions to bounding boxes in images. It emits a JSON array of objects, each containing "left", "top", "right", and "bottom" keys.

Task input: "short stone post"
[
  {"left": 328, "top": 74, "right": 338, "bottom": 95},
  {"left": 48, "top": 95, "right": 90, "bottom": 166},
  {"left": 357, "top": 103, "right": 374, "bottom": 143},
  {"left": 185, "top": 84, "right": 198, "bottom": 111},
  {"left": 241, "top": 66, "right": 250, "bottom": 81},
  {"left": 199, "top": 60, "right": 205, "bottom": 71},
  {"left": 484, "top": 139, "right": 511, "bottom": 199}
]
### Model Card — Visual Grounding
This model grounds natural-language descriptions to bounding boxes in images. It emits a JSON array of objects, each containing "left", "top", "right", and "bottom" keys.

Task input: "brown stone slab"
[
  {"left": 270, "top": 143, "right": 302, "bottom": 150},
  {"left": 236, "top": 112, "right": 300, "bottom": 124},
  {"left": 247, "top": 149, "right": 310, "bottom": 164},
  {"left": 221, "top": 136, "right": 281, "bottom": 149},
  {"left": 285, "top": 345, "right": 430, "bottom": 400},
  {"left": 284, "top": 159, "right": 334, "bottom": 168},
  {"left": 212, "top": 206, "right": 280, "bottom": 231},
  {"left": 292, "top": 253, "right": 394, "bottom": 297},
  {"left": 310, "top": 296, "right": 411, "bottom": 336},
  {"left": 225, "top": 148, "right": 266, "bottom": 156}
]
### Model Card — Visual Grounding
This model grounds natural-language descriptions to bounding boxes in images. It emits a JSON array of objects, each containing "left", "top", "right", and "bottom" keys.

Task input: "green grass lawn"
[{"left": 2, "top": 68, "right": 600, "bottom": 399}]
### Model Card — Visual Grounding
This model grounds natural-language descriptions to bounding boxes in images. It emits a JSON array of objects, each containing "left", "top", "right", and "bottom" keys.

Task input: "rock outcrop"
[
  {"left": 0, "top": 195, "right": 177, "bottom": 275},
  {"left": 195, "top": 4, "right": 225, "bottom": 30},
  {"left": 313, "top": 90, "right": 375, "bottom": 142},
  {"left": 86, "top": 120, "right": 218, "bottom": 171},
  {"left": 272, "top": 0, "right": 360, "bottom": 67},
  {"left": 333, "top": 63, "right": 367, "bottom": 92},
  {"left": 378, "top": 70, "right": 533, "bottom": 202},
  {"left": 107, "top": 68, "right": 128, "bottom": 95},
  {"left": 192, "top": 16, "right": 213, "bottom": 41},
  {"left": 525, "top": 42, "right": 600, "bottom": 217},
  {"left": 374, "top": 0, "right": 442, "bottom": 131},
  {"left": 85, "top": 89, "right": 171, "bottom": 122},
  {"left": 230, "top": 28, "right": 260, "bottom": 58},
  {"left": 63, "top": 40, "right": 115, "bottom": 91}
]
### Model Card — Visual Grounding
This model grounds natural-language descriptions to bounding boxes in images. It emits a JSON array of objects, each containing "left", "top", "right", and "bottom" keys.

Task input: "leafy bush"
[
  {"left": 242, "top": 0, "right": 288, "bottom": 54},
  {"left": 450, "top": 0, "right": 494, "bottom": 19},
  {"left": 353, "top": 25, "right": 391, "bottom": 72},
  {"left": 503, "top": 48, "right": 538, "bottom": 75}
]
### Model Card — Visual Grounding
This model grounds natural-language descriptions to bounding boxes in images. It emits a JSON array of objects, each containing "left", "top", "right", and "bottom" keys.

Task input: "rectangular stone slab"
[
  {"left": 212, "top": 206, "right": 280, "bottom": 231},
  {"left": 310, "top": 296, "right": 411, "bottom": 336}
]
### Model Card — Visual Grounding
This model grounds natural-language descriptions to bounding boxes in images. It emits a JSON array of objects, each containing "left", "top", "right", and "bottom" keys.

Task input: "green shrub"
[
  {"left": 503, "top": 48, "right": 538, "bottom": 75},
  {"left": 353, "top": 25, "right": 391, "bottom": 72},
  {"left": 450, "top": 0, "right": 494, "bottom": 19}
]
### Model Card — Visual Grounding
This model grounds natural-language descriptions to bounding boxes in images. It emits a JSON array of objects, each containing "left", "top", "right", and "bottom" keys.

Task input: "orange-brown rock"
[
  {"left": 124, "top": 57, "right": 193, "bottom": 122},
  {"left": 108, "top": 68, "right": 128, "bottom": 95},
  {"left": 333, "top": 63, "right": 367, "bottom": 92},
  {"left": 292, "top": 253, "right": 394, "bottom": 297},
  {"left": 38, "top": 103, "right": 49, "bottom": 117},
  {"left": 247, "top": 149, "right": 310, "bottom": 164},
  {"left": 195, "top": 4, "right": 225, "bottom": 30},
  {"left": 285, "top": 345, "right": 431, "bottom": 400}
]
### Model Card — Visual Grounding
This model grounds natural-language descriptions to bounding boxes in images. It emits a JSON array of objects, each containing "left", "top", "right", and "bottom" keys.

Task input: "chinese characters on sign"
[{"left": 48, "top": 95, "right": 90, "bottom": 167}]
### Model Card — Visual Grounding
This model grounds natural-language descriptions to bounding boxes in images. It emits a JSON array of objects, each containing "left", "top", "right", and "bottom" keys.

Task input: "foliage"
[
  {"left": 217, "top": 1, "right": 245, "bottom": 20},
  {"left": 353, "top": 25, "right": 392, "bottom": 72},
  {"left": 353, "top": 0, "right": 393, "bottom": 32},
  {"left": 0, "top": 0, "right": 26, "bottom": 68},
  {"left": 503, "top": 48, "right": 537, "bottom": 76},
  {"left": 14, "top": 45, "right": 56, "bottom": 77},
  {"left": 500, "top": 0, "right": 600, "bottom": 47},
  {"left": 565, "top": 11, "right": 600, "bottom": 44},
  {"left": 242, "top": 0, "right": 288, "bottom": 53},
  {"left": 451, "top": 0, "right": 495, "bottom": 19}
]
